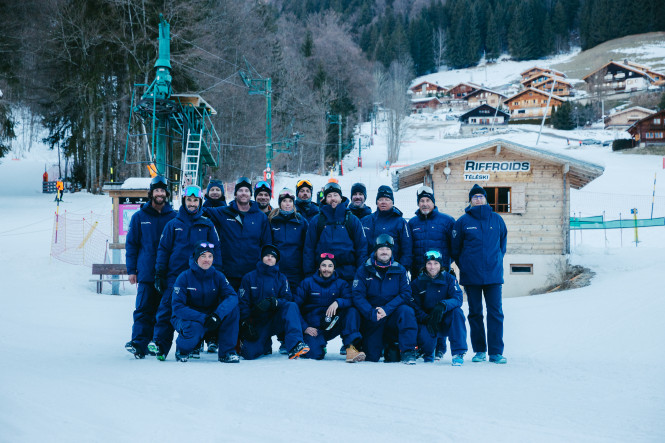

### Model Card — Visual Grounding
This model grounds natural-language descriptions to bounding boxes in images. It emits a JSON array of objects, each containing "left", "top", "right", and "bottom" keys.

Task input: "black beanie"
[
  {"left": 192, "top": 242, "right": 215, "bottom": 259},
  {"left": 323, "top": 182, "right": 343, "bottom": 199},
  {"left": 254, "top": 181, "right": 272, "bottom": 198},
  {"left": 376, "top": 185, "right": 394, "bottom": 203},
  {"left": 149, "top": 176, "right": 170, "bottom": 198},
  {"left": 350, "top": 183, "right": 367, "bottom": 199},
  {"left": 468, "top": 184, "right": 487, "bottom": 202},
  {"left": 261, "top": 244, "right": 280, "bottom": 263},
  {"left": 235, "top": 177, "right": 252, "bottom": 195},
  {"left": 296, "top": 179, "right": 313, "bottom": 194},
  {"left": 417, "top": 186, "right": 435, "bottom": 205},
  {"left": 316, "top": 252, "right": 337, "bottom": 268}
]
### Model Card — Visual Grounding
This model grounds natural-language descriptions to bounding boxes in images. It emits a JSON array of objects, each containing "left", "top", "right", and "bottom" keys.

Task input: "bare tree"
[
  {"left": 433, "top": 28, "right": 446, "bottom": 72},
  {"left": 383, "top": 58, "right": 413, "bottom": 165}
]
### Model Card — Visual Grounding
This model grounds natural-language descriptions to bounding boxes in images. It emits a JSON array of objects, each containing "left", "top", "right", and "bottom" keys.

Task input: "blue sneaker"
[
  {"left": 472, "top": 352, "right": 486, "bottom": 362},
  {"left": 489, "top": 354, "right": 507, "bottom": 364},
  {"left": 451, "top": 354, "right": 464, "bottom": 366}
]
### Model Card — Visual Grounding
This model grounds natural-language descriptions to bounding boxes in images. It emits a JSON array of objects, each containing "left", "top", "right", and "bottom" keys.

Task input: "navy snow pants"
[
  {"left": 302, "top": 307, "right": 362, "bottom": 360},
  {"left": 130, "top": 283, "right": 161, "bottom": 354},
  {"left": 417, "top": 307, "right": 468, "bottom": 361},
  {"left": 361, "top": 304, "right": 418, "bottom": 362},
  {"left": 465, "top": 283, "right": 504, "bottom": 355},
  {"left": 172, "top": 306, "right": 240, "bottom": 357},
  {"left": 153, "top": 286, "right": 176, "bottom": 356},
  {"left": 241, "top": 301, "right": 304, "bottom": 360}
]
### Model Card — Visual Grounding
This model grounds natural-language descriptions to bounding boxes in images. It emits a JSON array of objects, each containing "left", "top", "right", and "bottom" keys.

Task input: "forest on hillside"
[{"left": 0, "top": 0, "right": 664, "bottom": 190}]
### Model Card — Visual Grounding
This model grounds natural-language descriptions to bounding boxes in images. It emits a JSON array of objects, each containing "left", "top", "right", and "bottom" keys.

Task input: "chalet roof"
[
  {"left": 459, "top": 104, "right": 509, "bottom": 120},
  {"left": 606, "top": 106, "right": 656, "bottom": 119},
  {"left": 521, "top": 73, "right": 572, "bottom": 86},
  {"left": 504, "top": 87, "right": 567, "bottom": 103},
  {"left": 519, "top": 66, "right": 566, "bottom": 77},
  {"left": 392, "top": 139, "right": 604, "bottom": 191},
  {"left": 410, "top": 80, "right": 446, "bottom": 91},
  {"left": 627, "top": 109, "right": 665, "bottom": 134},
  {"left": 582, "top": 61, "right": 655, "bottom": 82},
  {"left": 448, "top": 82, "right": 482, "bottom": 91},
  {"left": 465, "top": 87, "right": 507, "bottom": 99},
  {"left": 411, "top": 96, "right": 443, "bottom": 104}
]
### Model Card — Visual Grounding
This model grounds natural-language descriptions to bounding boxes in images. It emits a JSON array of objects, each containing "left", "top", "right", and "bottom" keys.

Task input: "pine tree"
[
  {"left": 301, "top": 30, "right": 314, "bottom": 57},
  {"left": 551, "top": 101, "right": 575, "bottom": 130},
  {"left": 485, "top": 7, "right": 501, "bottom": 61}
]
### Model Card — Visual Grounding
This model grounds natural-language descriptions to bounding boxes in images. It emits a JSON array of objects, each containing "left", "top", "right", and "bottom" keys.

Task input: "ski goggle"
[
  {"left": 320, "top": 253, "right": 335, "bottom": 260},
  {"left": 255, "top": 181, "right": 271, "bottom": 190},
  {"left": 323, "top": 182, "right": 342, "bottom": 193},
  {"left": 236, "top": 176, "right": 252, "bottom": 186},
  {"left": 183, "top": 185, "right": 202, "bottom": 198},
  {"left": 417, "top": 185, "right": 433, "bottom": 195},
  {"left": 424, "top": 250, "right": 442, "bottom": 261},
  {"left": 199, "top": 242, "right": 215, "bottom": 248},
  {"left": 151, "top": 176, "right": 168, "bottom": 186},
  {"left": 375, "top": 234, "right": 395, "bottom": 248},
  {"left": 279, "top": 188, "right": 296, "bottom": 199},
  {"left": 297, "top": 179, "right": 312, "bottom": 188}
]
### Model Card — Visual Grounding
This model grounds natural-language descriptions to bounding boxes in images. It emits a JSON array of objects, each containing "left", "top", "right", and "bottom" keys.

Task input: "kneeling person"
[
  {"left": 171, "top": 243, "right": 240, "bottom": 363},
  {"left": 295, "top": 253, "right": 365, "bottom": 362},
  {"left": 239, "top": 245, "right": 309, "bottom": 360},
  {"left": 411, "top": 251, "right": 468, "bottom": 365}
]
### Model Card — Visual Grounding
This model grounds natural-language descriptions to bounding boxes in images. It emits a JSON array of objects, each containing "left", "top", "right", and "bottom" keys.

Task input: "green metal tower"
[{"left": 239, "top": 59, "right": 273, "bottom": 170}]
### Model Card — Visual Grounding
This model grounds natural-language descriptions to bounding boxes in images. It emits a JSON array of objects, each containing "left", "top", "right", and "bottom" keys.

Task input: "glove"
[
  {"left": 240, "top": 320, "right": 259, "bottom": 341},
  {"left": 154, "top": 270, "right": 167, "bottom": 295},
  {"left": 427, "top": 303, "right": 447, "bottom": 334},
  {"left": 204, "top": 313, "right": 221, "bottom": 332},
  {"left": 256, "top": 297, "right": 278, "bottom": 312},
  {"left": 448, "top": 268, "right": 456, "bottom": 279},
  {"left": 425, "top": 314, "right": 438, "bottom": 335}
]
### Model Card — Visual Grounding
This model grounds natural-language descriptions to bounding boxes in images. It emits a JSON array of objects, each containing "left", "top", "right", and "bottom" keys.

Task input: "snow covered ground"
[{"left": 2, "top": 65, "right": 665, "bottom": 443}]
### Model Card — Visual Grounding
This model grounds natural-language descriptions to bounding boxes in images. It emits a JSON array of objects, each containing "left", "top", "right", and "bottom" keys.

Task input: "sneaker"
[
  {"left": 147, "top": 341, "right": 157, "bottom": 356},
  {"left": 472, "top": 352, "right": 487, "bottom": 362},
  {"left": 345, "top": 345, "right": 366, "bottom": 363},
  {"left": 278, "top": 343, "right": 288, "bottom": 355},
  {"left": 175, "top": 350, "right": 189, "bottom": 362},
  {"left": 401, "top": 349, "right": 417, "bottom": 365},
  {"left": 288, "top": 341, "right": 310, "bottom": 359},
  {"left": 489, "top": 354, "right": 507, "bottom": 364},
  {"left": 219, "top": 352, "right": 240, "bottom": 363},
  {"left": 451, "top": 354, "right": 464, "bottom": 366},
  {"left": 206, "top": 340, "right": 218, "bottom": 353},
  {"left": 434, "top": 350, "right": 444, "bottom": 361},
  {"left": 190, "top": 343, "right": 201, "bottom": 359},
  {"left": 125, "top": 341, "right": 145, "bottom": 359},
  {"left": 149, "top": 342, "right": 166, "bottom": 361}
]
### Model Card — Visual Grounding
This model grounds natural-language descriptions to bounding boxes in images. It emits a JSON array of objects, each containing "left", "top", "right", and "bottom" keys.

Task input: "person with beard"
[
  {"left": 348, "top": 182, "right": 372, "bottom": 220},
  {"left": 124, "top": 176, "right": 176, "bottom": 359},
  {"left": 451, "top": 184, "right": 508, "bottom": 365},
  {"left": 294, "top": 179, "right": 319, "bottom": 221},
  {"left": 361, "top": 185, "right": 413, "bottom": 270},
  {"left": 238, "top": 245, "right": 310, "bottom": 360},
  {"left": 294, "top": 253, "right": 365, "bottom": 362},
  {"left": 303, "top": 182, "right": 368, "bottom": 283},
  {"left": 171, "top": 243, "right": 240, "bottom": 363},
  {"left": 254, "top": 181, "right": 273, "bottom": 215},
  {"left": 203, "top": 177, "right": 272, "bottom": 291},
  {"left": 149, "top": 185, "right": 223, "bottom": 361},
  {"left": 202, "top": 179, "right": 227, "bottom": 208},
  {"left": 351, "top": 234, "right": 418, "bottom": 364}
]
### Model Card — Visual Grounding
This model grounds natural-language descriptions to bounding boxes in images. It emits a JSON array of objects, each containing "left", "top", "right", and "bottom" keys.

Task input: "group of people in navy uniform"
[{"left": 125, "top": 174, "right": 507, "bottom": 365}]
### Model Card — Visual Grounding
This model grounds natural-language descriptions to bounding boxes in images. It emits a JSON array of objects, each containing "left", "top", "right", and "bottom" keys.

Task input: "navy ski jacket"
[
  {"left": 451, "top": 204, "right": 507, "bottom": 286},
  {"left": 239, "top": 262, "right": 293, "bottom": 322},
  {"left": 294, "top": 271, "right": 352, "bottom": 329},
  {"left": 351, "top": 255, "right": 412, "bottom": 321},
  {"left": 204, "top": 200, "right": 272, "bottom": 279},
  {"left": 409, "top": 271, "right": 463, "bottom": 323},
  {"left": 269, "top": 210, "right": 308, "bottom": 287},
  {"left": 303, "top": 199, "right": 368, "bottom": 282},
  {"left": 125, "top": 201, "right": 176, "bottom": 283},
  {"left": 295, "top": 199, "right": 319, "bottom": 222},
  {"left": 408, "top": 208, "right": 456, "bottom": 274},
  {"left": 171, "top": 256, "right": 238, "bottom": 324},
  {"left": 349, "top": 204, "right": 371, "bottom": 220},
  {"left": 155, "top": 205, "right": 222, "bottom": 284},
  {"left": 361, "top": 207, "right": 413, "bottom": 269},
  {"left": 202, "top": 197, "right": 227, "bottom": 208}
]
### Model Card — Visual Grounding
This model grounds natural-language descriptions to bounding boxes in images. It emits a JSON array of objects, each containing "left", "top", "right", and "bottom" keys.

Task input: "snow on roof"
[
  {"left": 411, "top": 96, "right": 442, "bottom": 104},
  {"left": 465, "top": 86, "right": 507, "bottom": 98},
  {"left": 504, "top": 87, "right": 568, "bottom": 103},
  {"left": 121, "top": 177, "right": 152, "bottom": 189},
  {"left": 606, "top": 106, "right": 656, "bottom": 117},
  {"left": 582, "top": 61, "right": 655, "bottom": 82}
]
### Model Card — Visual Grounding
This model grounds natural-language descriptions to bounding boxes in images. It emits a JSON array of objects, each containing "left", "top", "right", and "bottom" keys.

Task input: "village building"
[
  {"left": 465, "top": 87, "right": 507, "bottom": 108},
  {"left": 521, "top": 73, "right": 574, "bottom": 97},
  {"left": 459, "top": 104, "right": 509, "bottom": 125},
  {"left": 393, "top": 139, "right": 604, "bottom": 297},
  {"left": 604, "top": 106, "right": 656, "bottom": 130},
  {"left": 447, "top": 82, "right": 481, "bottom": 100},
  {"left": 520, "top": 66, "right": 566, "bottom": 83},
  {"left": 627, "top": 109, "right": 665, "bottom": 146},
  {"left": 582, "top": 60, "right": 663, "bottom": 93},
  {"left": 410, "top": 81, "right": 447, "bottom": 97},
  {"left": 503, "top": 88, "right": 565, "bottom": 120},
  {"left": 411, "top": 96, "right": 443, "bottom": 112}
]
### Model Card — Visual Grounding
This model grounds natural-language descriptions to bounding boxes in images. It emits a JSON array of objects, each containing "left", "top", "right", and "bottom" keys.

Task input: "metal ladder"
[{"left": 181, "top": 129, "right": 203, "bottom": 190}]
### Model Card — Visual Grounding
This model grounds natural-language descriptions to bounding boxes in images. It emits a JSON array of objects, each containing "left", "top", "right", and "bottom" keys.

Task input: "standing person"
[
  {"left": 254, "top": 181, "right": 273, "bottom": 215},
  {"left": 268, "top": 188, "right": 308, "bottom": 289},
  {"left": 124, "top": 176, "right": 176, "bottom": 358},
  {"left": 303, "top": 182, "right": 368, "bottom": 283},
  {"left": 150, "top": 185, "right": 223, "bottom": 361},
  {"left": 410, "top": 250, "right": 467, "bottom": 365},
  {"left": 203, "top": 177, "right": 272, "bottom": 291},
  {"left": 407, "top": 185, "right": 456, "bottom": 360},
  {"left": 361, "top": 185, "right": 412, "bottom": 270},
  {"left": 203, "top": 179, "right": 227, "bottom": 208},
  {"left": 238, "top": 245, "right": 310, "bottom": 360},
  {"left": 348, "top": 182, "right": 372, "bottom": 220},
  {"left": 171, "top": 243, "right": 240, "bottom": 363},
  {"left": 294, "top": 179, "right": 319, "bottom": 221},
  {"left": 451, "top": 184, "right": 508, "bottom": 364},
  {"left": 352, "top": 234, "right": 418, "bottom": 364},
  {"left": 55, "top": 179, "right": 64, "bottom": 202},
  {"left": 295, "top": 253, "right": 365, "bottom": 362}
]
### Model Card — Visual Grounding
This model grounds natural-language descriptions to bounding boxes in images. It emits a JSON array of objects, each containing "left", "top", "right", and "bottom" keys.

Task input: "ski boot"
[{"left": 125, "top": 341, "right": 145, "bottom": 359}]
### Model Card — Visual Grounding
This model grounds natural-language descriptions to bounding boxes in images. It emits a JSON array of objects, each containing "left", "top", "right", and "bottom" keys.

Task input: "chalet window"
[
  {"left": 484, "top": 187, "right": 511, "bottom": 213},
  {"left": 655, "top": 132, "right": 664, "bottom": 138},
  {"left": 510, "top": 264, "right": 533, "bottom": 274},
  {"left": 518, "top": 110, "right": 525, "bottom": 114},
  {"left": 646, "top": 133, "right": 653, "bottom": 139},
  {"left": 654, "top": 118, "right": 661, "bottom": 124}
]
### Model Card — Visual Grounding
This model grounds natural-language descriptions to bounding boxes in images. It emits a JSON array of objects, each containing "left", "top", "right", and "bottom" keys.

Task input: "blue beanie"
[
  {"left": 206, "top": 180, "right": 225, "bottom": 197},
  {"left": 469, "top": 184, "right": 487, "bottom": 201}
]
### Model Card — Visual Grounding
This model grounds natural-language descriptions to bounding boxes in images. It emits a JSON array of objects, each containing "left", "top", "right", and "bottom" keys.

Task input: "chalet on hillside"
[
  {"left": 604, "top": 106, "right": 655, "bottom": 130},
  {"left": 522, "top": 74, "right": 574, "bottom": 97},
  {"left": 447, "top": 82, "right": 480, "bottom": 99},
  {"left": 623, "top": 60, "right": 665, "bottom": 86},
  {"left": 520, "top": 66, "right": 566, "bottom": 82},
  {"left": 411, "top": 96, "right": 442, "bottom": 112},
  {"left": 503, "top": 88, "right": 565, "bottom": 120},
  {"left": 410, "top": 81, "right": 447, "bottom": 97},
  {"left": 465, "top": 87, "right": 507, "bottom": 108},
  {"left": 627, "top": 109, "right": 665, "bottom": 146},
  {"left": 392, "top": 139, "right": 604, "bottom": 297},
  {"left": 583, "top": 60, "right": 662, "bottom": 93},
  {"left": 459, "top": 104, "right": 509, "bottom": 125}
]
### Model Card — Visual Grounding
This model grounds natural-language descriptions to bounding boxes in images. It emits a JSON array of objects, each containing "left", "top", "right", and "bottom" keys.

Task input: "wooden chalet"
[
  {"left": 393, "top": 139, "right": 604, "bottom": 297},
  {"left": 520, "top": 66, "right": 566, "bottom": 82},
  {"left": 410, "top": 81, "right": 447, "bottom": 97},
  {"left": 465, "top": 87, "right": 507, "bottom": 108},
  {"left": 583, "top": 60, "right": 659, "bottom": 93},
  {"left": 604, "top": 106, "right": 655, "bottom": 130},
  {"left": 459, "top": 104, "right": 509, "bottom": 125},
  {"left": 623, "top": 60, "right": 665, "bottom": 86},
  {"left": 447, "top": 82, "right": 481, "bottom": 99},
  {"left": 411, "top": 96, "right": 443, "bottom": 112},
  {"left": 521, "top": 74, "right": 574, "bottom": 97},
  {"left": 503, "top": 88, "right": 565, "bottom": 120},
  {"left": 627, "top": 109, "right": 665, "bottom": 146}
]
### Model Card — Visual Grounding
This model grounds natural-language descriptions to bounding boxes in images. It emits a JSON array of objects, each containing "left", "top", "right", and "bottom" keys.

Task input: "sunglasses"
[
  {"left": 297, "top": 179, "right": 312, "bottom": 188},
  {"left": 199, "top": 242, "right": 215, "bottom": 248},
  {"left": 471, "top": 194, "right": 486, "bottom": 200},
  {"left": 424, "top": 250, "right": 442, "bottom": 260},
  {"left": 320, "top": 253, "right": 335, "bottom": 260},
  {"left": 184, "top": 185, "right": 202, "bottom": 198}
]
